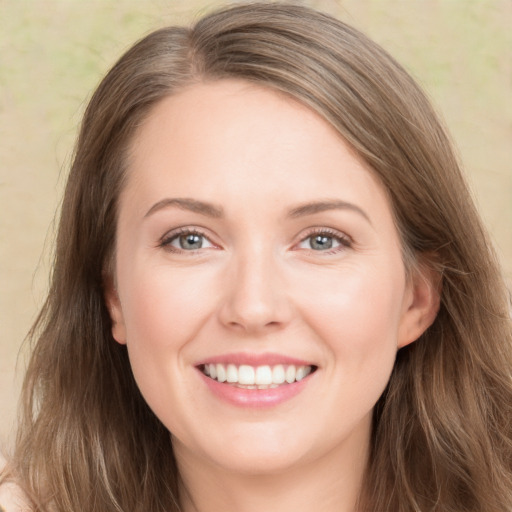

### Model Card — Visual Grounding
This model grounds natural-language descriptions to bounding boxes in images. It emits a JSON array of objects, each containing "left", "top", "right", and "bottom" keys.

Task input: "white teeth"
[
  {"left": 272, "top": 365, "right": 285, "bottom": 384},
  {"left": 202, "top": 363, "right": 314, "bottom": 386},
  {"left": 238, "top": 365, "right": 255, "bottom": 385},
  {"left": 216, "top": 364, "right": 226, "bottom": 383},
  {"left": 296, "top": 366, "right": 311, "bottom": 381},
  {"left": 226, "top": 364, "right": 238, "bottom": 383},
  {"left": 285, "top": 365, "right": 296, "bottom": 383},
  {"left": 255, "top": 365, "right": 273, "bottom": 385}
]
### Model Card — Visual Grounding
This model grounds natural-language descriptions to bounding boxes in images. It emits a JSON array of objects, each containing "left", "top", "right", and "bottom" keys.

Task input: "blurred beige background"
[{"left": 1, "top": 0, "right": 511, "bottom": 452}]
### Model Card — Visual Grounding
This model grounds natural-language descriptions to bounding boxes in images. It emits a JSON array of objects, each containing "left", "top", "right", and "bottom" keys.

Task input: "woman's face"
[{"left": 108, "top": 79, "right": 435, "bottom": 476}]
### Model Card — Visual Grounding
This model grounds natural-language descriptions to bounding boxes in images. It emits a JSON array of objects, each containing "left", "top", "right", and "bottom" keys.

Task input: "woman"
[{"left": 1, "top": 2, "right": 511, "bottom": 511}]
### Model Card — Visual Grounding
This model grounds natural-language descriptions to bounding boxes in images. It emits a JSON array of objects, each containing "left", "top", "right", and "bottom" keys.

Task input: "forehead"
[{"left": 122, "top": 79, "right": 392, "bottom": 223}]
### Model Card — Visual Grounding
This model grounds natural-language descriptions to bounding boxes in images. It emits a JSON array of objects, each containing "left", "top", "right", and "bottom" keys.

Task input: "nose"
[{"left": 217, "top": 246, "right": 292, "bottom": 334}]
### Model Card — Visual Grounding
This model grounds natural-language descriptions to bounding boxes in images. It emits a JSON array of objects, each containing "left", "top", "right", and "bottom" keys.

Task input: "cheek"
[
  {"left": 294, "top": 260, "right": 405, "bottom": 367},
  {"left": 119, "top": 262, "right": 216, "bottom": 349},
  {"left": 117, "top": 264, "right": 219, "bottom": 435},
  {"left": 278, "top": 262, "right": 405, "bottom": 449}
]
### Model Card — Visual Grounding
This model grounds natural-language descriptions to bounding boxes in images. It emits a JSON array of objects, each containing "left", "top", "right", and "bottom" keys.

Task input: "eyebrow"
[
  {"left": 287, "top": 200, "right": 372, "bottom": 225},
  {"left": 144, "top": 197, "right": 371, "bottom": 225},
  {"left": 144, "top": 198, "right": 224, "bottom": 218}
]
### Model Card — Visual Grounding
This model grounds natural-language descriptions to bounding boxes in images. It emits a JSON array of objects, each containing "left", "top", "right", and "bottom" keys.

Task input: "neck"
[{"left": 175, "top": 429, "right": 369, "bottom": 512}]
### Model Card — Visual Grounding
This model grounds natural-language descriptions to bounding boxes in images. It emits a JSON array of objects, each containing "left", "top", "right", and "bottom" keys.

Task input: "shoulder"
[
  {"left": 0, "top": 481, "right": 32, "bottom": 512},
  {"left": 0, "top": 455, "right": 31, "bottom": 512}
]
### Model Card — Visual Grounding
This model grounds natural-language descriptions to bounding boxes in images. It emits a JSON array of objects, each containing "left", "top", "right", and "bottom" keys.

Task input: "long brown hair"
[{"left": 3, "top": 3, "right": 511, "bottom": 511}]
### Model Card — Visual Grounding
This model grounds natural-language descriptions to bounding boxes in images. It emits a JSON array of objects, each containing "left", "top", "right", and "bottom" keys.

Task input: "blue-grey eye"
[
  {"left": 297, "top": 231, "right": 348, "bottom": 252},
  {"left": 178, "top": 233, "right": 204, "bottom": 250},
  {"left": 309, "top": 234, "right": 334, "bottom": 250},
  {"left": 164, "top": 231, "right": 214, "bottom": 251}
]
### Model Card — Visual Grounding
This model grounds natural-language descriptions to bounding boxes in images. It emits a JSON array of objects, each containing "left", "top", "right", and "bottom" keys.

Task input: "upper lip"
[{"left": 195, "top": 352, "right": 316, "bottom": 367}]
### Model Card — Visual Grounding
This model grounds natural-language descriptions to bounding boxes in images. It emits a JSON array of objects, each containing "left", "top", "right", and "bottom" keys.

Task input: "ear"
[
  {"left": 397, "top": 260, "right": 441, "bottom": 349},
  {"left": 103, "top": 274, "right": 127, "bottom": 345}
]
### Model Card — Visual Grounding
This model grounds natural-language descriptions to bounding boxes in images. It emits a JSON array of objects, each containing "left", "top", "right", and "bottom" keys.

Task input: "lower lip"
[{"left": 197, "top": 370, "right": 313, "bottom": 408}]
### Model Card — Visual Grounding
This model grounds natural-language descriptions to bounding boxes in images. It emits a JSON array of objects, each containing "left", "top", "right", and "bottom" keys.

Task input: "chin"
[
  {"left": 209, "top": 446, "right": 307, "bottom": 477},
  {"left": 174, "top": 422, "right": 313, "bottom": 476}
]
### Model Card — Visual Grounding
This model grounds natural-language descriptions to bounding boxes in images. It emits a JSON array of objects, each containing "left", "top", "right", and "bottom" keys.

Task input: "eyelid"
[
  {"left": 293, "top": 227, "right": 352, "bottom": 253},
  {"left": 159, "top": 226, "right": 219, "bottom": 252},
  {"left": 157, "top": 225, "right": 351, "bottom": 254}
]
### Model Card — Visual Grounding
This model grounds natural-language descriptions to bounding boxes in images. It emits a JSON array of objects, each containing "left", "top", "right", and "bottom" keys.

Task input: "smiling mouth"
[{"left": 200, "top": 363, "right": 317, "bottom": 389}]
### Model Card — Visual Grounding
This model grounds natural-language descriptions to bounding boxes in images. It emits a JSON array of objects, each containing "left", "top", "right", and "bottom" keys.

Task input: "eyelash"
[
  {"left": 296, "top": 228, "right": 352, "bottom": 254},
  {"left": 159, "top": 227, "right": 213, "bottom": 253},
  {"left": 159, "top": 227, "right": 352, "bottom": 254}
]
